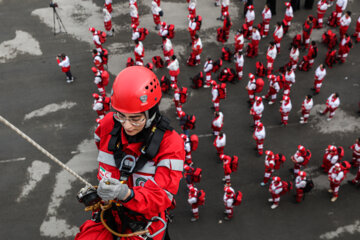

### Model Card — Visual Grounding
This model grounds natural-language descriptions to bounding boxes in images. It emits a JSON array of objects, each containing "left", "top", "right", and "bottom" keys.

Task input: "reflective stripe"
[
  {"left": 157, "top": 159, "right": 184, "bottom": 172},
  {"left": 98, "top": 150, "right": 116, "bottom": 167},
  {"left": 149, "top": 178, "right": 174, "bottom": 201},
  {"left": 138, "top": 161, "right": 156, "bottom": 174},
  {"left": 94, "top": 133, "right": 100, "bottom": 142}
]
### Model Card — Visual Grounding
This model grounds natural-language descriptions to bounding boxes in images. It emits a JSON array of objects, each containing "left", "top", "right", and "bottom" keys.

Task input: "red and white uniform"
[
  {"left": 337, "top": 35, "right": 351, "bottom": 63},
  {"left": 167, "top": 58, "right": 180, "bottom": 85},
  {"left": 269, "top": 179, "right": 283, "bottom": 206},
  {"left": 288, "top": 47, "right": 299, "bottom": 70},
  {"left": 261, "top": 7, "right": 272, "bottom": 37},
  {"left": 153, "top": 0, "right": 160, "bottom": 6},
  {"left": 250, "top": 98, "right": 264, "bottom": 126},
  {"left": 335, "top": 0, "right": 348, "bottom": 24},
  {"left": 93, "top": 69, "right": 109, "bottom": 97},
  {"left": 263, "top": 75, "right": 280, "bottom": 104},
  {"left": 130, "top": 4, "right": 139, "bottom": 26},
  {"left": 253, "top": 124, "right": 265, "bottom": 155},
  {"left": 273, "top": 25, "right": 284, "bottom": 53},
  {"left": 192, "top": 37, "right": 203, "bottom": 64},
  {"left": 246, "top": 77, "right": 257, "bottom": 104},
  {"left": 173, "top": 88, "right": 183, "bottom": 118},
  {"left": 105, "top": 0, "right": 113, "bottom": 13},
  {"left": 221, "top": 0, "right": 230, "bottom": 18},
  {"left": 235, "top": 53, "right": 244, "bottom": 80},
  {"left": 328, "top": 164, "right": 345, "bottom": 198},
  {"left": 266, "top": 46, "right": 277, "bottom": 75},
  {"left": 152, "top": 1, "right": 162, "bottom": 26},
  {"left": 188, "top": 0, "right": 196, "bottom": 16},
  {"left": 350, "top": 141, "right": 360, "bottom": 166},
  {"left": 322, "top": 146, "right": 339, "bottom": 173},
  {"left": 291, "top": 150, "right": 306, "bottom": 174},
  {"left": 250, "top": 29, "right": 261, "bottom": 57},
  {"left": 245, "top": 9, "right": 255, "bottom": 32},
  {"left": 93, "top": 97, "right": 109, "bottom": 119},
  {"left": 159, "top": 23, "right": 169, "bottom": 37},
  {"left": 188, "top": 186, "right": 200, "bottom": 220},
  {"left": 280, "top": 97, "right": 292, "bottom": 125},
  {"left": 162, "top": 38, "right": 174, "bottom": 62},
  {"left": 183, "top": 137, "right": 193, "bottom": 165},
  {"left": 131, "top": 26, "right": 140, "bottom": 41},
  {"left": 302, "top": 20, "right": 313, "bottom": 49},
  {"left": 223, "top": 186, "right": 235, "bottom": 219},
  {"left": 263, "top": 152, "right": 275, "bottom": 184},
  {"left": 221, "top": 154, "right": 232, "bottom": 184},
  {"left": 212, "top": 112, "right": 224, "bottom": 136},
  {"left": 321, "top": 94, "right": 340, "bottom": 119},
  {"left": 212, "top": 84, "right": 220, "bottom": 112},
  {"left": 317, "top": 0, "right": 328, "bottom": 28},
  {"left": 77, "top": 113, "right": 184, "bottom": 240},
  {"left": 314, "top": 66, "right": 327, "bottom": 93},
  {"left": 203, "top": 60, "right": 213, "bottom": 87},
  {"left": 92, "top": 32, "right": 103, "bottom": 52},
  {"left": 284, "top": 70, "right": 295, "bottom": 96},
  {"left": 295, "top": 174, "right": 307, "bottom": 202},
  {"left": 93, "top": 54, "right": 104, "bottom": 71},
  {"left": 339, "top": 14, "right": 351, "bottom": 37},
  {"left": 134, "top": 41, "right": 144, "bottom": 65},
  {"left": 57, "top": 56, "right": 70, "bottom": 73},
  {"left": 301, "top": 97, "right": 313, "bottom": 123},
  {"left": 234, "top": 32, "right": 244, "bottom": 53},
  {"left": 214, "top": 133, "right": 226, "bottom": 155},
  {"left": 103, "top": 8, "right": 112, "bottom": 35},
  {"left": 284, "top": 4, "right": 294, "bottom": 26},
  {"left": 188, "top": 17, "right": 197, "bottom": 43},
  {"left": 129, "top": 0, "right": 138, "bottom": 9},
  {"left": 354, "top": 16, "right": 360, "bottom": 42}
]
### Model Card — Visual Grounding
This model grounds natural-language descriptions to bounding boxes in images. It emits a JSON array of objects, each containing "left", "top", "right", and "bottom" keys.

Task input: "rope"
[{"left": 0, "top": 115, "right": 93, "bottom": 187}]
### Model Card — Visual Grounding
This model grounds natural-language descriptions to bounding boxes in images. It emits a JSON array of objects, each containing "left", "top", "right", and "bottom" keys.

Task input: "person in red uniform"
[
  {"left": 75, "top": 66, "right": 185, "bottom": 240},
  {"left": 316, "top": 0, "right": 328, "bottom": 28},
  {"left": 261, "top": 3, "right": 272, "bottom": 38},
  {"left": 56, "top": 53, "right": 74, "bottom": 83},
  {"left": 348, "top": 138, "right": 360, "bottom": 185},
  {"left": 337, "top": 33, "right": 352, "bottom": 63},
  {"left": 234, "top": 29, "right": 245, "bottom": 53},
  {"left": 339, "top": 11, "right": 352, "bottom": 38},
  {"left": 273, "top": 22, "right": 284, "bottom": 53},
  {"left": 260, "top": 150, "right": 276, "bottom": 186},
  {"left": 298, "top": 41, "right": 318, "bottom": 71},
  {"left": 295, "top": 171, "right": 307, "bottom": 203},
  {"left": 302, "top": 16, "right": 314, "bottom": 49},
  {"left": 353, "top": 16, "right": 360, "bottom": 43},
  {"left": 91, "top": 67, "right": 109, "bottom": 97}
]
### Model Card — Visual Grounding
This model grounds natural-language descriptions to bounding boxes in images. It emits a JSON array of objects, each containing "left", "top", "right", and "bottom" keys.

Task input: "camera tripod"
[{"left": 51, "top": 4, "right": 67, "bottom": 35}]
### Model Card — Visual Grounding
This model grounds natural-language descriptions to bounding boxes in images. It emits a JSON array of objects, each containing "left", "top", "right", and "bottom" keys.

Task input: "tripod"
[{"left": 51, "top": 6, "right": 67, "bottom": 35}]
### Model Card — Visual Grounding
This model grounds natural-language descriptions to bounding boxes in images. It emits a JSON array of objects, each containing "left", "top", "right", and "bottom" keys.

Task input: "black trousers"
[{"left": 65, "top": 70, "right": 73, "bottom": 80}]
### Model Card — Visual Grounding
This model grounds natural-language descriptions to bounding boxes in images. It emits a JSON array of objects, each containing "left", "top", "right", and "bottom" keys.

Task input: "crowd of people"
[{"left": 67, "top": 1, "right": 359, "bottom": 238}]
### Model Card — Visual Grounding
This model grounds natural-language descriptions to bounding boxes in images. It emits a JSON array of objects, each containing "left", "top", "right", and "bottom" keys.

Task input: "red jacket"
[{"left": 94, "top": 113, "right": 185, "bottom": 238}]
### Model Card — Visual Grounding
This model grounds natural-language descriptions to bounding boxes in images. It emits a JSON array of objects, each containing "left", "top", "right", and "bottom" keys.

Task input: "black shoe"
[{"left": 289, "top": 168, "right": 294, "bottom": 173}]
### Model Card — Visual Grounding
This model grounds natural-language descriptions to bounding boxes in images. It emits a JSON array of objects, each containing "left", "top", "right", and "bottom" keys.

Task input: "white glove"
[{"left": 97, "top": 178, "right": 130, "bottom": 201}]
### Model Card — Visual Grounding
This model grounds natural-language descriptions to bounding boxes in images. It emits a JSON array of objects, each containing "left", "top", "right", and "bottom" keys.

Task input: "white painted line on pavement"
[
  {"left": 0, "top": 30, "right": 42, "bottom": 63},
  {"left": 198, "top": 133, "right": 213, "bottom": 138},
  {"left": 40, "top": 139, "right": 98, "bottom": 238},
  {"left": 0, "top": 157, "right": 26, "bottom": 163},
  {"left": 320, "top": 220, "right": 360, "bottom": 239},
  {"left": 24, "top": 101, "right": 77, "bottom": 120},
  {"left": 17, "top": 160, "right": 51, "bottom": 202}
]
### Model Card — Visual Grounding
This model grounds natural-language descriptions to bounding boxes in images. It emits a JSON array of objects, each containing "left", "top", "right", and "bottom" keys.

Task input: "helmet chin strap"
[{"left": 144, "top": 110, "right": 157, "bottom": 128}]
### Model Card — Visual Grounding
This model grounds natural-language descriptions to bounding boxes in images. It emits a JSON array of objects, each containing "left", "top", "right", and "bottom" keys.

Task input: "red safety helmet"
[
  {"left": 285, "top": 2, "right": 291, "bottom": 7},
  {"left": 248, "top": 73, "right": 255, "bottom": 80},
  {"left": 255, "top": 96, "right": 262, "bottom": 102},
  {"left": 111, "top": 66, "right": 162, "bottom": 113},
  {"left": 184, "top": 164, "right": 190, "bottom": 171},
  {"left": 282, "top": 96, "right": 290, "bottom": 102},
  {"left": 89, "top": 27, "right": 96, "bottom": 32},
  {"left": 256, "top": 122, "right": 263, "bottom": 128},
  {"left": 272, "top": 176, "right": 281, "bottom": 182},
  {"left": 210, "top": 80, "right": 217, "bottom": 86},
  {"left": 92, "top": 93, "right": 100, "bottom": 99},
  {"left": 104, "top": 97, "right": 111, "bottom": 104},
  {"left": 267, "top": 74, "right": 275, "bottom": 80},
  {"left": 247, "top": 5, "right": 254, "bottom": 10},
  {"left": 91, "top": 67, "right": 98, "bottom": 74},
  {"left": 225, "top": 187, "right": 233, "bottom": 195},
  {"left": 180, "top": 133, "right": 187, "bottom": 141},
  {"left": 265, "top": 150, "right": 273, "bottom": 156},
  {"left": 298, "top": 145, "right": 305, "bottom": 153},
  {"left": 161, "top": 21, "right": 167, "bottom": 27},
  {"left": 298, "top": 171, "right": 307, "bottom": 178}
]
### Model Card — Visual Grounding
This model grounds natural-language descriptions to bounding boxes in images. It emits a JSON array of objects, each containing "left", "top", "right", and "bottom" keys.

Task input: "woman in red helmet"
[{"left": 75, "top": 66, "right": 185, "bottom": 240}]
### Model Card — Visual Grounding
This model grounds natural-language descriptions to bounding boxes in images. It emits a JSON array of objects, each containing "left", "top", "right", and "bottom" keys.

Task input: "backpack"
[
  {"left": 185, "top": 115, "right": 196, "bottom": 130},
  {"left": 219, "top": 68, "right": 229, "bottom": 82},
  {"left": 281, "top": 181, "right": 293, "bottom": 195},
  {"left": 179, "top": 87, "right": 188, "bottom": 104},
  {"left": 257, "top": 23, "right": 264, "bottom": 37},
  {"left": 301, "top": 149, "right": 312, "bottom": 166},
  {"left": 221, "top": 47, "right": 232, "bottom": 62},
  {"left": 337, "top": 147, "right": 345, "bottom": 161},
  {"left": 101, "top": 70, "right": 109, "bottom": 86},
  {"left": 167, "top": 24, "right": 175, "bottom": 39},
  {"left": 303, "top": 179, "right": 314, "bottom": 193},
  {"left": 255, "top": 78, "right": 264, "bottom": 93},
  {"left": 126, "top": 57, "right": 134, "bottom": 67},
  {"left": 233, "top": 191, "right": 243, "bottom": 206},
  {"left": 138, "top": 28, "right": 149, "bottom": 41},
  {"left": 192, "top": 167, "right": 202, "bottom": 183},
  {"left": 159, "top": 10, "right": 164, "bottom": 17},
  {"left": 160, "top": 75, "right": 170, "bottom": 93},
  {"left": 274, "top": 154, "right": 286, "bottom": 170},
  {"left": 191, "top": 72, "right": 203, "bottom": 89},
  {"left": 190, "top": 134, "right": 199, "bottom": 151},
  {"left": 195, "top": 15, "right": 202, "bottom": 31},
  {"left": 218, "top": 83, "right": 227, "bottom": 99},
  {"left": 256, "top": 62, "right": 265, "bottom": 77},
  {"left": 327, "top": 11, "right": 337, "bottom": 27},
  {"left": 197, "top": 189, "right": 206, "bottom": 206},
  {"left": 292, "top": 34, "right": 302, "bottom": 48},
  {"left": 152, "top": 56, "right": 164, "bottom": 68},
  {"left": 212, "top": 59, "right": 223, "bottom": 73},
  {"left": 101, "top": 49, "right": 109, "bottom": 64},
  {"left": 230, "top": 155, "right": 239, "bottom": 172},
  {"left": 99, "top": 31, "right": 107, "bottom": 43},
  {"left": 276, "top": 74, "right": 285, "bottom": 89}
]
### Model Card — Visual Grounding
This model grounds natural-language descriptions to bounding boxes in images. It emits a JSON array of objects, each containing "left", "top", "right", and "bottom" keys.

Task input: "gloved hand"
[{"left": 97, "top": 178, "right": 130, "bottom": 201}]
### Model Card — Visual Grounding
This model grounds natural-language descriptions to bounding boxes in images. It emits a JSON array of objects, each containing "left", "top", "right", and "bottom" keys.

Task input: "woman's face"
[{"left": 114, "top": 112, "right": 146, "bottom": 136}]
